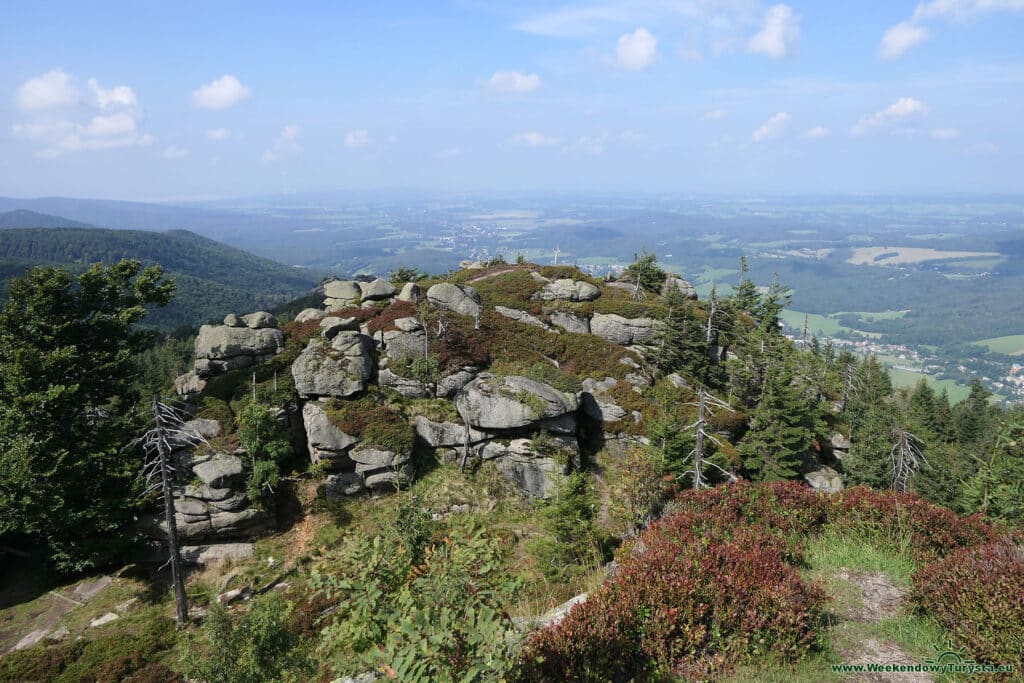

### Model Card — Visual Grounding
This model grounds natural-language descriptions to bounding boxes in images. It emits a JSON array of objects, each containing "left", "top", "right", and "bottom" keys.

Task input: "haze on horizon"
[{"left": 2, "top": 1, "right": 1023, "bottom": 202}]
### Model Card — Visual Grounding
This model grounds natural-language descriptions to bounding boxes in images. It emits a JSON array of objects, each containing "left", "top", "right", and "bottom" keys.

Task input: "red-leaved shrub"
[
  {"left": 831, "top": 486, "right": 1002, "bottom": 562},
  {"left": 516, "top": 483, "right": 828, "bottom": 681},
  {"left": 911, "top": 535, "right": 1024, "bottom": 666}
]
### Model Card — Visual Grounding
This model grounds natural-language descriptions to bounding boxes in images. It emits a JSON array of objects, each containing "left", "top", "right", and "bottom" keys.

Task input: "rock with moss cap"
[
  {"left": 455, "top": 374, "right": 579, "bottom": 431},
  {"left": 291, "top": 333, "right": 374, "bottom": 398}
]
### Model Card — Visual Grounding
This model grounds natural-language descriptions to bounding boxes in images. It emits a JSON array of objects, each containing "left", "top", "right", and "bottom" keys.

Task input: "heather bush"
[
  {"left": 831, "top": 486, "right": 1002, "bottom": 563},
  {"left": 516, "top": 482, "right": 828, "bottom": 681},
  {"left": 911, "top": 535, "right": 1024, "bottom": 666}
]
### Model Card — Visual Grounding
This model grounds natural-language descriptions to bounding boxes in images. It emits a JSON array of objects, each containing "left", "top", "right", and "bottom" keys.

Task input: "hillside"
[
  {"left": 0, "top": 257, "right": 1021, "bottom": 681},
  {"left": 0, "top": 227, "right": 320, "bottom": 329},
  {"left": 0, "top": 210, "right": 95, "bottom": 229}
]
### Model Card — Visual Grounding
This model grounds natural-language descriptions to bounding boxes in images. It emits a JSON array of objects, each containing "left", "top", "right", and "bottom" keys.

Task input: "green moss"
[
  {"left": 589, "top": 286, "right": 666, "bottom": 319},
  {"left": 325, "top": 390, "right": 414, "bottom": 454},
  {"left": 470, "top": 270, "right": 544, "bottom": 313},
  {"left": 406, "top": 398, "right": 461, "bottom": 423}
]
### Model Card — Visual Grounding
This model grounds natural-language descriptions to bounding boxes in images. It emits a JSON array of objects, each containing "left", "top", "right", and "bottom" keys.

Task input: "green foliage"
[
  {"left": 0, "top": 227, "right": 317, "bottom": 329},
  {"left": 389, "top": 265, "right": 428, "bottom": 286},
  {"left": 739, "top": 362, "right": 817, "bottom": 481},
  {"left": 325, "top": 391, "right": 415, "bottom": 455},
  {"left": 0, "top": 616, "right": 179, "bottom": 683},
  {"left": 314, "top": 520, "right": 521, "bottom": 682},
  {"left": 527, "top": 473, "right": 609, "bottom": 581},
  {"left": 0, "top": 260, "right": 174, "bottom": 572},
  {"left": 622, "top": 248, "right": 666, "bottom": 293},
  {"left": 961, "top": 419, "right": 1024, "bottom": 524},
  {"left": 235, "top": 401, "right": 292, "bottom": 505},
  {"left": 180, "top": 593, "right": 314, "bottom": 683}
]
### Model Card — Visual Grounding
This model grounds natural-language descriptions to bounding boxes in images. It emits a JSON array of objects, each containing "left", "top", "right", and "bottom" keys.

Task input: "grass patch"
[{"left": 974, "top": 333, "right": 1024, "bottom": 356}]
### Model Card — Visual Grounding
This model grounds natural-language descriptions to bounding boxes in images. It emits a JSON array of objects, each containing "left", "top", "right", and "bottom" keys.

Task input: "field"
[
  {"left": 846, "top": 247, "right": 1000, "bottom": 266},
  {"left": 887, "top": 368, "right": 972, "bottom": 403},
  {"left": 974, "top": 334, "right": 1024, "bottom": 356}
]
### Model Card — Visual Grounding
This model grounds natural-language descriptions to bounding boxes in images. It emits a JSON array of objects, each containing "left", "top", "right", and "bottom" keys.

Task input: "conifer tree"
[{"left": 738, "top": 361, "right": 816, "bottom": 481}]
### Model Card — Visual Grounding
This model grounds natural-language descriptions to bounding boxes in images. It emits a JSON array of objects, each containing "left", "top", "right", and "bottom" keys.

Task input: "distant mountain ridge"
[
  {"left": 0, "top": 226, "right": 321, "bottom": 329},
  {"left": 0, "top": 209, "right": 96, "bottom": 229}
]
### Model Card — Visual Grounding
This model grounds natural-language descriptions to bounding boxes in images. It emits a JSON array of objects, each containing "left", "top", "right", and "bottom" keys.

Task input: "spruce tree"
[{"left": 738, "top": 361, "right": 815, "bottom": 481}]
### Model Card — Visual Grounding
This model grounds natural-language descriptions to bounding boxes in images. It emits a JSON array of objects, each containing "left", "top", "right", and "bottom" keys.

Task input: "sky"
[{"left": 1, "top": 0, "right": 1023, "bottom": 200}]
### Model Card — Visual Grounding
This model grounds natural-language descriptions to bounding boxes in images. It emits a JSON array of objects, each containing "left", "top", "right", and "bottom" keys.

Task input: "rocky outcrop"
[
  {"left": 350, "top": 446, "right": 414, "bottom": 489},
  {"left": 157, "top": 454, "right": 273, "bottom": 542},
  {"left": 536, "top": 279, "right": 601, "bottom": 302},
  {"left": 397, "top": 282, "right": 422, "bottom": 302},
  {"left": 295, "top": 307, "right": 324, "bottom": 322},
  {"left": 413, "top": 415, "right": 489, "bottom": 448},
  {"left": 291, "top": 333, "right": 374, "bottom": 398},
  {"left": 436, "top": 367, "right": 479, "bottom": 398},
  {"left": 455, "top": 374, "right": 579, "bottom": 431},
  {"left": 324, "top": 280, "right": 362, "bottom": 309},
  {"left": 495, "top": 306, "right": 551, "bottom": 330},
  {"left": 662, "top": 276, "right": 697, "bottom": 300},
  {"left": 359, "top": 278, "right": 397, "bottom": 301},
  {"left": 241, "top": 311, "right": 278, "bottom": 329},
  {"left": 320, "top": 316, "right": 359, "bottom": 339},
  {"left": 804, "top": 465, "right": 843, "bottom": 493},
  {"left": 377, "top": 368, "right": 430, "bottom": 398},
  {"left": 302, "top": 402, "right": 359, "bottom": 467},
  {"left": 427, "top": 283, "right": 483, "bottom": 318},
  {"left": 549, "top": 310, "right": 590, "bottom": 334},
  {"left": 193, "top": 323, "right": 285, "bottom": 377},
  {"left": 590, "top": 313, "right": 655, "bottom": 346},
  {"left": 382, "top": 318, "right": 425, "bottom": 361},
  {"left": 580, "top": 377, "right": 627, "bottom": 423}
]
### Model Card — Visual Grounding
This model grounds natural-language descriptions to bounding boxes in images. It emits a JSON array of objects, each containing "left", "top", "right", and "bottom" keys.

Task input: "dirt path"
[{"left": 831, "top": 569, "right": 931, "bottom": 682}]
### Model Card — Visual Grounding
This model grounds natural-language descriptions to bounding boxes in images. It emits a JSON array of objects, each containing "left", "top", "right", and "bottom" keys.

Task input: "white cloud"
[
  {"left": 576, "top": 130, "right": 611, "bottom": 155},
  {"left": 515, "top": 4, "right": 635, "bottom": 37},
  {"left": 620, "top": 129, "right": 642, "bottom": 142},
  {"left": 880, "top": 0, "right": 1024, "bottom": 59},
  {"left": 163, "top": 146, "right": 189, "bottom": 159},
  {"left": 511, "top": 131, "right": 560, "bottom": 146},
  {"left": 206, "top": 127, "right": 230, "bottom": 140},
  {"left": 878, "top": 21, "right": 929, "bottom": 60},
  {"left": 931, "top": 127, "right": 960, "bottom": 140},
  {"left": 191, "top": 75, "right": 252, "bottom": 110},
  {"left": 88, "top": 78, "right": 137, "bottom": 110},
  {"left": 801, "top": 126, "right": 831, "bottom": 139},
  {"left": 344, "top": 129, "right": 371, "bottom": 149},
  {"left": 487, "top": 70, "right": 541, "bottom": 93},
  {"left": 703, "top": 109, "right": 728, "bottom": 121},
  {"left": 263, "top": 124, "right": 300, "bottom": 162},
  {"left": 748, "top": 4, "right": 799, "bottom": 59},
  {"left": 12, "top": 70, "right": 151, "bottom": 157},
  {"left": 850, "top": 97, "right": 928, "bottom": 135},
  {"left": 15, "top": 69, "right": 78, "bottom": 110},
  {"left": 615, "top": 27, "right": 658, "bottom": 70},
  {"left": 437, "top": 147, "right": 462, "bottom": 159},
  {"left": 751, "top": 112, "right": 791, "bottom": 142}
]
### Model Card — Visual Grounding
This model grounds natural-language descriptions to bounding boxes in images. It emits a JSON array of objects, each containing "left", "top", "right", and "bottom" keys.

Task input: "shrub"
[
  {"left": 365, "top": 300, "right": 419, "bottom": 334},
  {"left": 179, "top": 593, "right": 314, "bottom": 683},
  {"left": 526, "top": 473, "right": 609, "bottom": 581},
  {"left": 830, "top": 486, "right": 1002, "bottom": 563},
  {"left": 325, "top": 391, "right": 414, "bottom": 455},
  {"left": 314, "top": 522, "right": 521, "bottom": 681},
  {"left": 911, "top": 535, "right": 1024, "bottom": 666},
  {"left": 517, "top": 501, "right": 826, "bottom": 681}
]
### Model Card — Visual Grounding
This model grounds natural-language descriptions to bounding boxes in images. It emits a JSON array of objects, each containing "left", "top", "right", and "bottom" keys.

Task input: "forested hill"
[
  {"left": 0, "top": 227, "right": 320, "bottom": 329},
  {"left": 0, "top": 209, "right": 96, "bottom": 229}
]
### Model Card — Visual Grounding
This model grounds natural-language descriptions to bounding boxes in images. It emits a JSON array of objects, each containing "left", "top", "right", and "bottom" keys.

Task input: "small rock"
[
  {"left": 397, "top": 282, "right": 422, "bottom": 302},
  {"left": 242, "top": 311, "right": 278, "bottom": 329},
  {"left": 89, "top": 612, "right": 120, "bottom": 628},
  {"left": 223, "top": 313, "right": 243, "bottom": 327},
  {"left": 294, "top": 307, "right": 325, "bottom": 322},
  {"left": 46, "top": 625, "right": 70, "bottom": 642}
]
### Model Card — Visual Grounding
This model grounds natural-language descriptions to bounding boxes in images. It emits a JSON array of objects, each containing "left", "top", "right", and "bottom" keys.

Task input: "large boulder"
[
  {"left": 320, "top": 316, "right": 359, "bottom": 339},
  {"left": 804, "top": 466, "right": 843, "bottom": 493},
  {"left": 455, "top": 374, "right": 579, "bottom": 431},
  {"left": 324, "top": 280, "right": 361, "bottom": 301},
  {"left": 427, "top": 283, "right": 483, "bottom": 318},
  {"left": 302, "top": 402, "right": 359, "bottom": 466},
  {"left": 436, "top": 367, "right": 479, "bottom": 398},
  {"left": 590, "top": 313, "right": 655, "bottom": 346},
  {"left": 241, "top": 311, "right": 278, "bottom": 329},
  {"left": 537, "top": 279, "right": 601, "bottom": 302},
  {"left": 291, "top": 333, "right": 374, "bottom": 398},
  {"left": 579, "top": 378, "right": 627, "bottom": 423},
  {"left": 413, "top": 415, "right": 489, "bottom": 448},
  {"left": 377, "top": 368, "right": 430, "bottom": 398},
  {"left": 294, "top": 308, "right": 325, "bottom": 323},
  {"left": 350, "top": 446, "right": 414, "bottom": 490},
  {"left": 397, "top": 282, "right": 422, "bottom": 302},
  {"left": 495, "top": 306, "right": 550, "bottom": 330},
  {"left": 662, "top": 276, "right": 697, "bottom": 300},
  {"left": 549, "top": 310, "right": 590, "bottom": 334},
  {"left": 194, "top": 325, "right": 284, "bottom": 376},
  {"left": 359, "top": 278, "right": 397, "bottom": 301},
  {"left": 193, "top": 455, "right": 245, "bottom": 489}
]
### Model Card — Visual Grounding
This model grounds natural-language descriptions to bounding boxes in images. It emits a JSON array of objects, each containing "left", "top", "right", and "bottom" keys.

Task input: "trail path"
[{"left": 831, "top": 568, "right": 931, "bottom": 682}]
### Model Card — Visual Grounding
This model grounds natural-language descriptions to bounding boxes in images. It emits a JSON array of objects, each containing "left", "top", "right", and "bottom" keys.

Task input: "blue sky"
[{"left": 1, "top": 0, "right": 1023, "bottom": 200}]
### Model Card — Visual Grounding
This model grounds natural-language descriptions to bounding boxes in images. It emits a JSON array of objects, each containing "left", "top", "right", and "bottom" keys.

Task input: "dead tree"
[
  {"left": 683, "top": 387, "right": 738, "bottom": 488},
  {"left": 890, "top": 427, "right": 927, "bottom": 493},
  {"left": 136, "top": 398, "right": 211, "bottom": 628}
]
